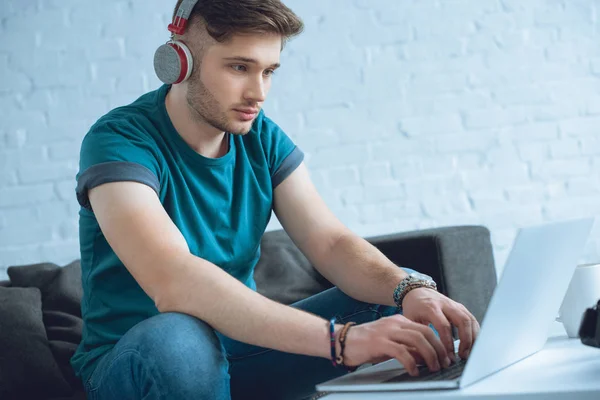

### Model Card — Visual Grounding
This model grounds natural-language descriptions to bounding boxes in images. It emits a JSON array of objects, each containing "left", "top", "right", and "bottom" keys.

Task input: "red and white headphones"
[{"left": 154, "top": 0, "right": 200, "bottom": 85}]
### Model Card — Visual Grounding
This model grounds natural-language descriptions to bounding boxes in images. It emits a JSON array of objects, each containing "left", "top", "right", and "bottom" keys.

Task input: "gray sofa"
[{"left": 0, "top": 225, "right": 497, "bottom": 400}]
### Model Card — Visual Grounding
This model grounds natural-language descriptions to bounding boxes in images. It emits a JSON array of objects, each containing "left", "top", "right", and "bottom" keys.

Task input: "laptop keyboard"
[{"left": 384, "top": 358, "right": 467, "bottom": 383}]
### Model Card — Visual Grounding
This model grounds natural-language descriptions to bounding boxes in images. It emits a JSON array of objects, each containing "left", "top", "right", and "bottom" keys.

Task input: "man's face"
[{"left": 185, "top": 31, "right": 282, "bottom": 135}]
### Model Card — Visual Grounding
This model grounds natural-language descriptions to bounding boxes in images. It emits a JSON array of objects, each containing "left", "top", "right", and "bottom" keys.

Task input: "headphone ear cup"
[{"left": 153, "top": 40, "right": 194, "bottom": 84}]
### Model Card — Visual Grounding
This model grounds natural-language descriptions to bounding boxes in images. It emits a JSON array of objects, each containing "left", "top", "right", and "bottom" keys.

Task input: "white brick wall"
[{"left": 1, "top": 0, "right": 599, "bottom": 280}]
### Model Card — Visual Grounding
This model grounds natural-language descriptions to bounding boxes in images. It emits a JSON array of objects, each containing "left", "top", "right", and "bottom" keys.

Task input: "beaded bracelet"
[
  {"left": 337, "top": 322, "right": 357, "bottom": 372},
  {"left": 329, "top": 317, "right": 337, "bottom": 367}
]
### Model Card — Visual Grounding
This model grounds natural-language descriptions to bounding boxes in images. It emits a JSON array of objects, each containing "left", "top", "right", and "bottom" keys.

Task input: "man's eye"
[
  {"left": 264, "top": 69, "right": 275, "bottom": 77},
  {"left": 231, "top": 65, "right": 247, "bottom": 72}
]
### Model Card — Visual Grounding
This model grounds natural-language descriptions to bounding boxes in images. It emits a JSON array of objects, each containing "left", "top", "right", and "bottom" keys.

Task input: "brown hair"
[{"left": 172, "top": 0, "right": 303, "bottom": 45}]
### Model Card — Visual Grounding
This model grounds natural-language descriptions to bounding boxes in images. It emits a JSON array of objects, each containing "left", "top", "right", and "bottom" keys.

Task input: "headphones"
[{"left": 154, "top": 0, "right": 200, "bottom": 85}]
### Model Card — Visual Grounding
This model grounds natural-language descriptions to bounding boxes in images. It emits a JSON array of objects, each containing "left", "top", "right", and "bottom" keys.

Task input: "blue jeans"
[{"left": 83, "top": 287, "right": 400, "bottom": 400}]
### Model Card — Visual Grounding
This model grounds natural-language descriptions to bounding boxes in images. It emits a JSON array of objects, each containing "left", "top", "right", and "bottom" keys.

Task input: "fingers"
[
  {"left": 389, "top": 343, "right": 419, "bottom": 376},
  {"left": 392, "top": 328, "right": 444, "bottom": 372},
  {"left": 409, "top": 322, "right": 450, "bottom": 368},
  {"left": 446, "top": 306, "right": 475, "bottom": 359},
  {"left": 426, "top": 309, "right": 455, "bottom": 358}
]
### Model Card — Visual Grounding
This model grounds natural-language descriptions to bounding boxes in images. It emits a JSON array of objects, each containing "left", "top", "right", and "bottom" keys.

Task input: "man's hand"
[
  {"left": 401, "top": 288, "right": 480, "bottom": 360},
  {"left": 343, "top": 314, "right": 451, "bottom": 376}
]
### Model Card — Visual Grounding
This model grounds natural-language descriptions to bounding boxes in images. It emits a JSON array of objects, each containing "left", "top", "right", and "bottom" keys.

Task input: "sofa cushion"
[
  {"left": 254, "top": 229, "right": 333, "bottom": 305},
  {"left": 0, "top": 286, "right": 72, "bottom": 399},
  {"left": 7, "top": 260, "right": 84, "bottom": 390}
]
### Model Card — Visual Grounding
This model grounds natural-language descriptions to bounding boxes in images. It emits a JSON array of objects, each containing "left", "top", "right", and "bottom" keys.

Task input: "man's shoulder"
[{"left": 87, "top": 88, "right": 164, "bottom": 141}]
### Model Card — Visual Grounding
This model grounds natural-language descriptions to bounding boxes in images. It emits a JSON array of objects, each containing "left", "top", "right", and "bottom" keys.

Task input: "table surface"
[{"left": 321, "top": 322, "right": 600, "bottom": 399}]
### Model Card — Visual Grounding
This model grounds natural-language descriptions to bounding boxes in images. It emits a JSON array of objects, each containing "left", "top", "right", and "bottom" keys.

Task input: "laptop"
[{"left": 316, "top": 218, "right": 594, "bottom": 392}]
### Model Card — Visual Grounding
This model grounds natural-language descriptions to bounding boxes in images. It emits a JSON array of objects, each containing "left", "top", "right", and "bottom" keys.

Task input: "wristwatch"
[{"left": 393, "top": 272, "right": 437, "bottom": 309}]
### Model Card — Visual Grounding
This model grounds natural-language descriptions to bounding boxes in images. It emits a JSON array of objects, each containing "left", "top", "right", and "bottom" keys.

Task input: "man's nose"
[{"left": 244, "top": 76, "right": 266, "bottom": 102}]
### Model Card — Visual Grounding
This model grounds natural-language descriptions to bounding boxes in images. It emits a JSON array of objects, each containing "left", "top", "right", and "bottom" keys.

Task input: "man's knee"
[{"left": 120, "top": 312, "right": 230, "bottom": 397}]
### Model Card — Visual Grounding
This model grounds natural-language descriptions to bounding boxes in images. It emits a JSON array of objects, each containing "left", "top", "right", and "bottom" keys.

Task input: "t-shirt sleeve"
[
  {"left": 258, "top": 111, "right": 304, "bottom": 189},
  {"left": 76, "top": 122, "right": 161, "bottom": 211}
]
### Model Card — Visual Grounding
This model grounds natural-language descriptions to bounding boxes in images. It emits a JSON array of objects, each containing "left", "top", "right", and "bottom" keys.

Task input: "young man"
[{"left": 71, "top": 1, "right": 480, "bottom": 399}]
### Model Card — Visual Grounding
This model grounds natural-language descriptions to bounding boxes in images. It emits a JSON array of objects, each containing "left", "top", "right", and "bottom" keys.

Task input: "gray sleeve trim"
[
  {"left": 76, "top": 161, "right": 160, "bottom": 210},
  {"left": 272, "top": 146, "right": 304, "bottom": 189}
]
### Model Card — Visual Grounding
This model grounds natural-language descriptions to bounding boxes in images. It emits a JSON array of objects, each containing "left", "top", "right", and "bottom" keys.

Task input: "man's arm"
[
  {"left": 88, "top": 181, "right": 334, "bottom": 358},
  {"left": 273, "top": 163, "right": 479, "bottom": 359},
  {"left": 272, "top": 163, "right": 408, "bottom": 307}
]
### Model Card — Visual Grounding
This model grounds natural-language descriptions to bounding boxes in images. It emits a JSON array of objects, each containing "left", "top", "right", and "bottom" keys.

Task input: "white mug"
[{"left": 557, "top": 263, "right": 600, "bottom": 338}]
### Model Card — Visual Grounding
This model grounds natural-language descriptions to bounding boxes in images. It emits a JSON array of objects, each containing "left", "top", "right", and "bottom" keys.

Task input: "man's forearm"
[
  {"left": 319, "top": 233, "right": 409, "bottom": 306},
  {"left": 156, "top": 252, "right": 339, "bottom": 359}
]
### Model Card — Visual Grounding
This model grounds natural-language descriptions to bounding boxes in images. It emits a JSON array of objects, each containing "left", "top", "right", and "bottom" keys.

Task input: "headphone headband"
[{"left": 168, "top": 0, "right": 200, "bottom": 35}]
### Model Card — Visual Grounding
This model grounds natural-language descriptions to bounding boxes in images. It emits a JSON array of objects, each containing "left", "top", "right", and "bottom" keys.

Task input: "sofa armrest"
[{"left": 366, "top": 225, "right": 497, "bottom": 324}]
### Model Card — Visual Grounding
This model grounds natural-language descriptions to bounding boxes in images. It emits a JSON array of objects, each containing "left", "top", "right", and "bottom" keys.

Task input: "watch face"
[{"left": 410, "top": 272, "right": 433, "bottom": 282}]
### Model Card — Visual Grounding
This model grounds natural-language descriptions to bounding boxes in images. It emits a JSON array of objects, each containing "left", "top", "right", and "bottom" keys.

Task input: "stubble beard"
[{"left": 186, "top": 71, "right": 254, "bottom": 135}]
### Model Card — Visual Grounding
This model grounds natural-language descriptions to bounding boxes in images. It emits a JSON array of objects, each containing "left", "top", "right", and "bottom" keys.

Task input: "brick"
[
  {"left": 408, "top": 72, "right": 470, "bottom": 95},
  {"left": 20, "top": 48, "right": 92, "bottom": 88},
  {"left": 439, "top": 0, "right": 501, "bottom": 15},
  {"left": 408, "top": 91, "right": 494, "bottom": 116},
  {"left": 549, "top": 139, "right": 581, "bottom": 158},
  {"left": 360, "top": 163, "right": 393, "bottom": 186},
  {"left": 422, "top": 155, "right": 456, "bottom": 175},
  {"left": 544, "top": 197, "right": 600, "bottom": 220},
  {"left": 391, "top": 158, "right": 423, "bottom": 180},
  {"left": 455, "top": 153, "right": 485, "bottom": 170},
  {"left": 404, "top": 175, "right": 465, "bottom": 196},
  {"left": 468, "top": 188, "right": 507, "bottom": 213},
  {"left": 504, "top": 122, "right": 559, "bottom": 142},
  {"left": 326, "top": 167, "right": 359, "bottom": 188},
  {"left": 55, "top": 180, "right": 77, "bottom": 202},
  {"left": 341, "top": 186, "right": 366, "bottom": 206},
  {"left": 400, "top": 114, "right": 463, "bottom": 137},
  {"left": 414, "top": 18, "right": 476, "bottom": 39},
  {"left": 0, "top": 184, "right": 56, "bottom": 207},
  {"left": 581, "top": 138, "right": 600, "bottom": 155},
  {"left": 531, "top": 159, "right": 591, "bottom": 180},
  {"left": 461, "top": 163, "right": 530, "bottom": 190},
  {"left": 307, "top": 144, "right": 369, "bottom": 168},
  {"left": 485, "top": 143, "right": 522, "bottom": 166},
  {"left": 421, "top": 194, "right": 471, "bottom": 218},
  {"left": 59, "top": 220, "right": 78, "bottom": 240},
  {"left": 3, "top": 129, "right": 27, "bottom": 148},
  {"left": 0, "top": 222, "right": 54, "bottom": 246},
  {"left": 436, "top": 131, "right": 497, "bottom": 153},
  {"left": 481, "top": 205, "right": 545, "bottom": 230},
  {"left": 371, "top": 138, "right": 436, "bottom": 159},
  {"left": 492, "top": 85, "right": 553, "bottom": 107},
  {"left": 0, "top": 207, "right": 38, "bottom": 227},
  {"left": 504, "top": 183, "right": 547, "bottom": 204},
  {"left": 0, "top": 147, "right": 47, "bottom": 171},
  {"left": 465, "top": 34, "right": 500, "bottom": 54},
  {"left": 18, "top": 162, "right": 78, "bottom": 185},
  {"left": 560, "top": 117, "right": 600, "bottom": 137},
  {"left": 362, "top": 62, "right": 409, "bottom": 101},
  {"left": 358, "top": 204, "right": 387, "bottom": 224},
  {"left": 3, "top": 110, "right": 47, "bottom": 142},
  {"left": 305, "top": 67, "right": 363, "bottom": 107},
  {"left": 463, "top": 108, "right": 529, "bottom": 130},
  {"left": 381, "top": 200, "right": 423, "bottom": 220},
  {"left": 48, "top": 141, "right": 82, "bottom": 161},
  {"left": 566, "top": 177, "right": 600, "bottom": 197},
  {"left": 402, "top": 38, "right": 464, "bottom": 61},
  {"left": 0, "top": 64, "right": 32, "bottom": 94},
  {"left": 350, "top": 19, "right": 411, "bottom": 46},
  {"left": 36, "top": 200, "right": 74, "bottom": 225},
  {"left": 363, "top": 183, "right": 406, "bottom": 203},
  {"left": 0, "top": 171, "right": 18, "bottom": 187}
]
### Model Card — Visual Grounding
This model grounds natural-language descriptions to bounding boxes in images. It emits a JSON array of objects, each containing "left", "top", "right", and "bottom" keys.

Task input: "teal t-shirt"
[{"left": 70, "top": 85, "right": 304, "bottom": 383}]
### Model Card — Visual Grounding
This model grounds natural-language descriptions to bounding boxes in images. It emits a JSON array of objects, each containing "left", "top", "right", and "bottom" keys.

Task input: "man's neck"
[{"left": 165, "top": 85, "right": 228, "bottom": 159}]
